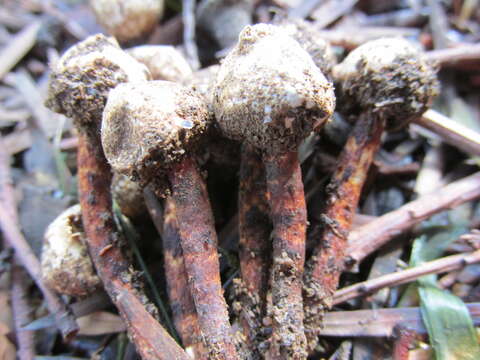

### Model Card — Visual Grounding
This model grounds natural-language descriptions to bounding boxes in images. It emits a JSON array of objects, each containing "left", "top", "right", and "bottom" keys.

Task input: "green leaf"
[
  {"left": 410, "top": 222, "right": 480, "bottom": 360},
  {"left": 419, "top": 285, "right": 480, "bottom": 360}
]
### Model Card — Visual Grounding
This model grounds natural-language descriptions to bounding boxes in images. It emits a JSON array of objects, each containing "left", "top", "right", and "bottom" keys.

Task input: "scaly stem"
[
  {"left": 238, "top": 144, "right": 271, "bottom": 352},
  {"left": 264, "top": 151, "right": 307, "bottom": 360},
  {"left": 77, "top": 133, "right": 188, "bottom": 360},
  {"left": 303, "top": 112, "right": 385, "bottom": 350},
  {"left": 162, "top": 196, "right": 207, "bottom": 359},
  {"left": 169, "top": 156, "right": 239, "bottom": 360}
]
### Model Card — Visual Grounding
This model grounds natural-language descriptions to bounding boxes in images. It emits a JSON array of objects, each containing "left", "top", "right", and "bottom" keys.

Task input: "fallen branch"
[
  {"left": 413, "top": 109, "right": 480, "bottom": 157},
  {"left": 333, "top": 249, "right": 480, "bottom": 305},
  {"left": 11, "top": 264, "right": 36, "bottom": 360},
  {"left": 0, "top": 138, "right": 79, "bottom": 340},
  {"left": 347, "top": 171, "right": 480, "bottom": 266},
  {"left": 426, "top": 43, "right": 480, "bottom": 67},
  {"left": 320, "top": 303, "right": 480, "bottom": 337}
]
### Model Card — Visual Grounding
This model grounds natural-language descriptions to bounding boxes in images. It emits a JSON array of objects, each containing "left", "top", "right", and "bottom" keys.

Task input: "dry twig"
[
  {"left": 347, "top": 171, "right": 480, "bottom": 266},
  {"left": 0, "top": 138, "right": 79, "bottom": 340},
  {"left": 333, "top": 250, "right": 480, "bottom": 305},
  {"left": 413, "top": 109, "right": 480, "bottom": 157}
]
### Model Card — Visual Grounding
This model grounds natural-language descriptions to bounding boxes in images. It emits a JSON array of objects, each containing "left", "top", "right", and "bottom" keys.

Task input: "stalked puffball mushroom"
[
  {"left": 304, "top": 37, "right": 439, "bottom": 350},
  {"left": 45, "top": 34, "right": 189, "bottom": 360},
  {"left": 274, "top": 16, "right": 336, "bottom": 77},
  {"left": 213, "top": 24, "right": 335, "bottom": 359},
  {"left": 111, "top": 173, "right": 146, "bottom": 219},
  {"left": 101, "top": 80, "right": 239, "bottom": 359},
  {"left": 89, "top": 0, "right": 164, "bottom": 43},
  {"left": 127, "top": 45, "right": 192, "bottom": 82},
  {"left": 42, "top": 205, "right": 100, "bottom": 297}
]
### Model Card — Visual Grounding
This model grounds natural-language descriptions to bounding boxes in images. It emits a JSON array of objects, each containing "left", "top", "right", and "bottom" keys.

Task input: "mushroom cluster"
[{"left": 43, "top": 11, "right": 439, "bottom": 360}]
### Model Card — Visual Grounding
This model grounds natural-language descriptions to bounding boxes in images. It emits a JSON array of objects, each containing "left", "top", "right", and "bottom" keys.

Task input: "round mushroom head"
[
  {"left": 127, "top": 45, "right": 193, "bottom": 82},
  {"left": 274, "top": 16, "right": 336, "bottom": 78},
  {"left": 90, "top": 0, "right": 164, "bottom": 43},
  {"left": 213, "top": 24, "right": 335, "bottom": 154},
  {"left": 41, "top": 205, "right": 100, "bottom": 297},
  {"left": 45, "top": 34, "right": 150, "bottom": 131},
  {"left": 102, "top": 81, "right": 210, "bottom": 192},
  {"left": 333, "top": 37, "right": 439, "bottom": 130}
]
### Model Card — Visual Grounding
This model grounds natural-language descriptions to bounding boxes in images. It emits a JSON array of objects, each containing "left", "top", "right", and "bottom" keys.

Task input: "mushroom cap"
[
  {"left": 112, "top": 172, "right": 146, "bottom": 219},
  {"left": 213, "top": 24, "right": 335, "bottom": 154},
  {"left": 41, "top": 205, "right": 100, "bottom": 297},
  {"left": 274, "top": 16, "right": 336, "bottom": 78},
  {"left": 333, "top": 37, "right": 439, "bottom": 130},
  {"left": 45, "top": 34, "right": 150, "bottom": 130},
  {"left": 102, "top": 81, "right": 210, "bottom": 191},
  {"left": 127, "top": 45, "right": 193, "bottom": 82},
  {"left": 90, "top": 0, "right": 164, "bottom": 43}
]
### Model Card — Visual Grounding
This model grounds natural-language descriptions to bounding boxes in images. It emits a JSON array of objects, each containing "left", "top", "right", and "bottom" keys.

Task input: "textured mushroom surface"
[
  {"left": 41, "top": 205, "right": 100, "bottom": 297},
  {"left": 274, "top": 16, "right": 336, "bottom": 77},
  {"left": 90, "top": 0, "right": 164, "bottom": 43},
  {"left": 112, "top": 172, "right": 146, "bottom": 219},
  {"left": 213, "top": 24, "right": 335, "bottom": 154},
  {"left": 102, "top": 81, "right": 210, "bottom": 190},
  {"left": 333, "top": 37, "right": 439, "bottom": 129},
  {"left": 45, "top": 34, "right": 150, "bottom": 129},
  {"left": 127, "top": 45, "right": 192, "bottom": 82}
]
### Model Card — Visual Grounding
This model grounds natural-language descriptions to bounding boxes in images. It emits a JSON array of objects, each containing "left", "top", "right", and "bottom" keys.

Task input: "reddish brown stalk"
[
  {"left": 347, "top": 171, "right": 480, "bottom": 266},
  {"left": 11, "top": 264, "right": 35, "bottom": 360},
  {"left": 161, "top": 197, "right": 206, "bottom": 359},
  {"left": 237, "top": 144, "right": 271, "bottom": 350},
  {"left": 77, "top": 133, "right": 189, "bottom": 360},
  {"left": 264, "top": 151, "right": 307, "bottom": 360},
  {"left": 303, "top": 113, "right": 385, "bottom": 349},
  {"left": 169, "top": 156, "right": 239, "bottom": 360},
  {"left": 0, "top": 139, "right": 78, "bottom": 341}
]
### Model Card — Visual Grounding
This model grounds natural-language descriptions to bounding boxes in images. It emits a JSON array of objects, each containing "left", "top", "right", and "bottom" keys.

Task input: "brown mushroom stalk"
[
  {"left": 160, "top": 196, "right": 207, "bottom": 359},
  {"left": 237, "top": 143, "right": 271, "bottom": 351},
  {"left": 213, "top": 24, "right": 335, "bottom": 359},
  {"left": 303, "top": 38, "right": 439, "bottom": 350},
  {"left": 102, "top": 81, "right": 239, "bottom": 360},
  {"left": 45, "top": 34, "right": 189, "bottom": 360}
]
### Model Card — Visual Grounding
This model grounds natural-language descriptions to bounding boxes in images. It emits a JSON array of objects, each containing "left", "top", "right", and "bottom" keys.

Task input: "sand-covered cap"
[
  {"left": 41, "top": 205, "right": 100, "bottom": 297},
  {"left": 45, "top": 34, "right": 150, "bottom": 129},
  {"left": 274, "top": 16, "right": 336, "bottom": 77},
  {"left": 90, "top": 0, "right": 164, "bottom": 43},
  {"left": 127, "top": 45, "right": 193, "bottom": 82},
  {"left": 102, "top": 81, "right": 210, "bottom": 191},
  {"left": 213, "top": 24, "right": 335, "bottom": 154},
  {"left": 333, "top": 37, "right": 439, "bottom": 130}
]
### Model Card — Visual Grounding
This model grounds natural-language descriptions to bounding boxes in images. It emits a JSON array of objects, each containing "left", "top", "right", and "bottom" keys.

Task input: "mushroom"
[
  {"left": 41, "top": 205, "right": 100, "bottom": 297},
  {"left": 124, "top": 46, "right": 205, "bottom": 358},
  {"left": 112, "top": 173, "right": 146, "bottom": 220},
  {"left": 101, "top": 80, "right": 239, "bottom": 360},
  {"left": 213, "top": 24, "right": 335, "bottom": 359},
  {"left": 303, "top": 37, "right": 439, "bottom": 350},
  {"left": 45, "top": 34, "right": 189, "bottom": 360},
  {"left": 90, "top": 0, "right": 164, "bottom": 43},
  {"left": 127, "top": 45, "right": 193, "bottom": 82}
]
